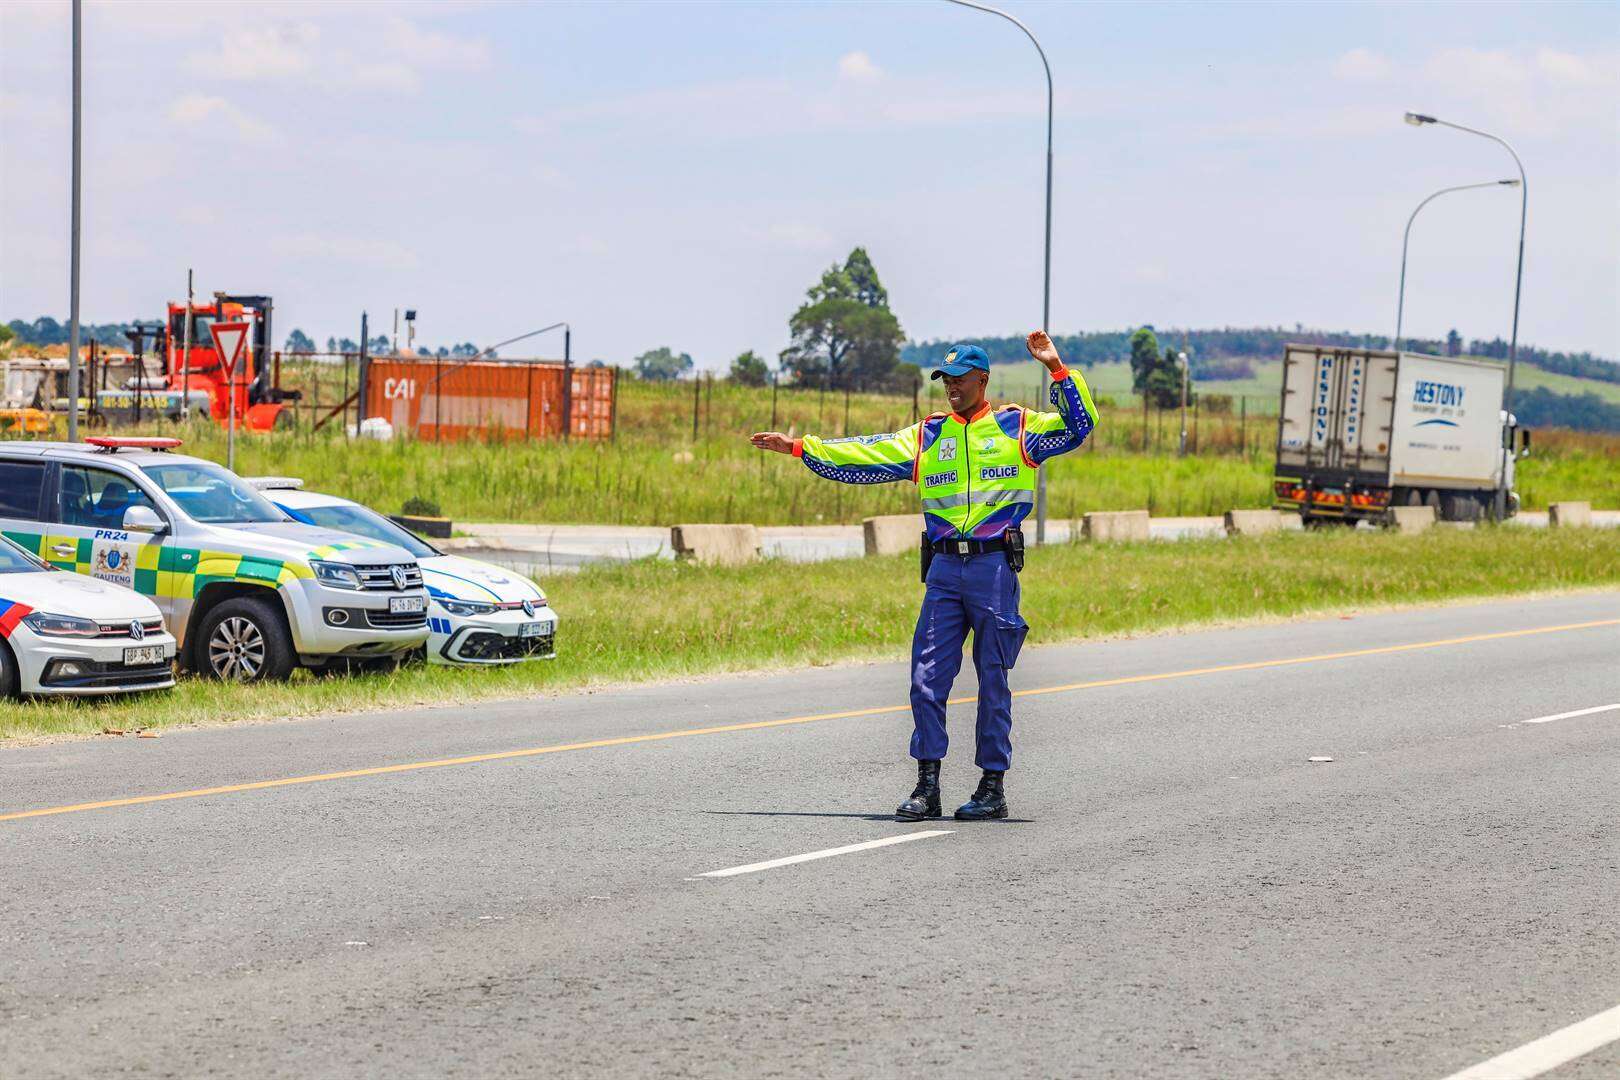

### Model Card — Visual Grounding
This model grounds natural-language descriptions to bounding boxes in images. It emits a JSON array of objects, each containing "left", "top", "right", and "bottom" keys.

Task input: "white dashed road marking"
[
  {"left": 1440, "top": 1001, "right": 1620, "bottom": 1080},
  {"left": 694, "top": 830, "right": 953, "bottom": 878},
  {"left": 1520, "top": 703, "right": 1620, "bottom": 725}
]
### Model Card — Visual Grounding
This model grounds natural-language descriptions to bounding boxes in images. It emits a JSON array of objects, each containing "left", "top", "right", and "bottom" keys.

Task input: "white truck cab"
[{"left": 0, "top": 438, "right": 429, "bottom": 680}]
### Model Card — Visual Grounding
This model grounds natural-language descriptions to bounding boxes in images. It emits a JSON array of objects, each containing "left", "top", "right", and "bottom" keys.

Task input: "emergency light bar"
[
  {"left": 84, "top": 437, "right": 182, "bottom": 452},
  {"left": 245, "top": 476, "right": 305, "bottom": 491}
]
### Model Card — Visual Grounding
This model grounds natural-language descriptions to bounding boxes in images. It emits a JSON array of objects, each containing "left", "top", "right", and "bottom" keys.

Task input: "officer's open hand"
[
  {"left": 750, "top": 432, "right": 794, "bottom": 455},
  {"left": 1026, "top": 330, "right": 1063, "bottom": 372}
]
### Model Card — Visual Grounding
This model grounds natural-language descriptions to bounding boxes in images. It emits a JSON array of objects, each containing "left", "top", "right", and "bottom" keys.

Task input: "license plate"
[
  {"left": 389, "top": 596, "right": 426, "bottom": 614},
  {"left": 124, "top": 645, "right": 166, "bottom": 666},
  {"left": 520, "top": 621, "right": 552, "bottom": 638}
]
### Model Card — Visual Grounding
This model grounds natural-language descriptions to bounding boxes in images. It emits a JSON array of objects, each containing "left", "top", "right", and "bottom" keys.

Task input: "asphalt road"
[{"left": 2, "top": 591, "right": 1617, "bottom": 1079}]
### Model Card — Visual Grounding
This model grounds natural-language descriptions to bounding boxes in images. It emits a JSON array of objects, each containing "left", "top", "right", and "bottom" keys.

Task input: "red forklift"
[{"left": 96, "top": 293, "right": 300, "bottom": 430}]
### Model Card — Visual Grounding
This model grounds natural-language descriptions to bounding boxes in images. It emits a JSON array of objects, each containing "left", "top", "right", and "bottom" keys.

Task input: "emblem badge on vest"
[
  {"left": 981, "top": 437, "right": 998, "bottom": 452},
  {"left": 936, "top": 437, "right": 957, "bottom": 462}
]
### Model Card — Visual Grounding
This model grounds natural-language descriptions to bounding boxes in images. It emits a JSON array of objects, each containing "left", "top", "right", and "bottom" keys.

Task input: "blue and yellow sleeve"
[
  {"left": 1022, "top": 365, "right": 1099, "bottom": 465},
  {"left": 794, "top": 423, "right": 921, "bottom": 485}
]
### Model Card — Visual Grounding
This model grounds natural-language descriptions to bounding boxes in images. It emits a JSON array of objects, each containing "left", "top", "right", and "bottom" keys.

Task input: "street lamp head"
[
  {"left": 1404, "top": 112, "right": 1437, "bottom": 126},
  {"left": 1499, "top": 179, "right": 1522, "bottom": 187}
]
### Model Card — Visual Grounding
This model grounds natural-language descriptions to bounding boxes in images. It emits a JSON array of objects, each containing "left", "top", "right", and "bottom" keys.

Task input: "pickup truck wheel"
[
  {"left": 196, "top": 596, "right": 296, "bottom": 682},
  {"left": 0, "top": 641, "right": 19, "bottom": 699}
]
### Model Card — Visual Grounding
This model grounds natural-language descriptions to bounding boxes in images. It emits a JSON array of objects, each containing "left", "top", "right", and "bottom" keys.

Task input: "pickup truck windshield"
[
  {"left": 292, "top": 504, "right": 437, "bottom": 558},
  {"left": 141, "top": 462, "right": 286, "bottom": 524}
]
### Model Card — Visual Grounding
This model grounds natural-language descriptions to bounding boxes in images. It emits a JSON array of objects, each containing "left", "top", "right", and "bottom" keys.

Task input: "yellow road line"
[{"left": 3, "top": 618, "right": 1615, "bottom": 824}]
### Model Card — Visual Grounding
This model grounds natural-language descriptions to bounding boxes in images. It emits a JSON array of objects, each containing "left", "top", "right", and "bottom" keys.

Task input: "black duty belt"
[{"left": 929, "top": 537, "right": 1007, "bottom": 556}]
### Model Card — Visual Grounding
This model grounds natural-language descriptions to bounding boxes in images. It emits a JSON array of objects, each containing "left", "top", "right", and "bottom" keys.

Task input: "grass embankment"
[
  {"left": 99, "top": 372, "right": 1620, "bottom": 524},
  {"left": 5, "top": 526, "right": 1615, "bottom": 741}
]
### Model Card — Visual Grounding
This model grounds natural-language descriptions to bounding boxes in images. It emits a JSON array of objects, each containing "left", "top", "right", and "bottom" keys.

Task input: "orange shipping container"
[{"left": 362, "top": 359, "right": 615, "bottom": 441}]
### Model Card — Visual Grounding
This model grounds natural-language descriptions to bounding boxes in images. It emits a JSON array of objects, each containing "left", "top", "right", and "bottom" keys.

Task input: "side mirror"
[
  {"left": 123, "top": 505, "right": 167, "bottom": 534},
  {"left": 1518, "top": 428, "right": 1531, "bottom": 458}
]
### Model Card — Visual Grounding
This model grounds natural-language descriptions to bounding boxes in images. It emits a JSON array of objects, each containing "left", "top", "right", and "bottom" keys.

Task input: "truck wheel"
[
  {"left": 1423, "top": 490, "right": 1441, "bottom": 514},
  {"left": 1403, "top": 489, "right": 1423, "bottom": 507},
  {"left": 0, "top": 641, "right": 19, "bottom": 699},
  {"left": 195, "top": 596, "right": 296, "bottom": 682},
  {"left": 1442, "top": 494, "right": 1480, "bottom": 523}
]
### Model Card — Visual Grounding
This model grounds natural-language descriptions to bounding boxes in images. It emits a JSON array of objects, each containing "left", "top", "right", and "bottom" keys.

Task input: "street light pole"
[
  {"left": 944, "top": 0, "right": 1053, "bottom": 543},
  {"left": 67, "top": 0, "right": 83, "bottom": 441},
  {"left": 1177, "top": 352, "right": 1189, "bottom": 456},
  {"left": 1404, "top": 112, "right": 1528, "bottom": 521},
  {"left": 1395, "top": 179, "right": 1520, "bottom": 353}
]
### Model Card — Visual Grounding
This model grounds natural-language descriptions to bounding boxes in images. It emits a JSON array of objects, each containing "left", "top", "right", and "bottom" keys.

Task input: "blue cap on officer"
[{"left": 931, "top": 343, "right": 990, "bottom": 380}]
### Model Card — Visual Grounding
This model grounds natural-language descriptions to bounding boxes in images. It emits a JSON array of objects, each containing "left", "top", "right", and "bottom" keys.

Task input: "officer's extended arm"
[
  {"left": 1021, "top": 331, "right": 1100, "bottom": 465},
  {"left": 793, "top": 424, "right": 922, "bottom": 485}
]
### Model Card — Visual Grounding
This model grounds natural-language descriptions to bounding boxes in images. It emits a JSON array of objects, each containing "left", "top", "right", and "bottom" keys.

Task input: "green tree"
[
  {"left": 780, "top": 248, "right": 904, "bottom": 391},
  {"left": 728, "top": 350, "right": 769, "bottom": 386},
  {"left": 1128, "top": 326, "right": 1161, "bottom": 392},
  {"left": 633, "top": 346, "right": 695, "bottom": 381},
  {"left": 284, "top": 328, "right": 316, "bottom": 354}
]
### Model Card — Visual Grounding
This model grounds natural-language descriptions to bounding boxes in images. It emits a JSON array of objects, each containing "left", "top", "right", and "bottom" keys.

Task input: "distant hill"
[
  {"left": 902, "top": 326, "right": 1620, "bottom": 433},
  {"left": 901, "top": 326, "right": 1619, "bottom": 387}
]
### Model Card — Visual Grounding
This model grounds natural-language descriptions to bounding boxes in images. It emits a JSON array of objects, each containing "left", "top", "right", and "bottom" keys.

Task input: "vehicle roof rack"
[{"left": 84, "top": 436, "right": 183, "bottom": 453}]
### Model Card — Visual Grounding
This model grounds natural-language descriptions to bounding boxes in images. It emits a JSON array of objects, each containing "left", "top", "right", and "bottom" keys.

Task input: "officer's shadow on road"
[{"left": 702, "top": 811, "right": 1037, "bottom": 823}]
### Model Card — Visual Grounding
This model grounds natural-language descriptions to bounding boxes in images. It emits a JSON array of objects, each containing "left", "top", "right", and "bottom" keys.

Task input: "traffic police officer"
[{"left": 751, "top": 331, "right": 1099, "bottom": 821}]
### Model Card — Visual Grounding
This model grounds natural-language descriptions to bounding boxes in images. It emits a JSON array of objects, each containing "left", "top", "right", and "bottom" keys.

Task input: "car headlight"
[
  {"left": 439, "top": 598, "right": 497, "bottom": 617},
  {"left": 310, "top": 559, "right": 361, "bottom": 590},
  {"left": 22, "top": 611, "right": 101, "bottom": 638}
]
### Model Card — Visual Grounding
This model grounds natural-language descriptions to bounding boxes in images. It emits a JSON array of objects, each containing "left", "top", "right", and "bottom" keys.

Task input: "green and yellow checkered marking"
[{"left": 1, "top": 529, "right": 392, "bottom": 603}]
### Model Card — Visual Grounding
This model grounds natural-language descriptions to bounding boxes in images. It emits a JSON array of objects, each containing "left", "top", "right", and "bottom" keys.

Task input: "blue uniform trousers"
[{"left": 909, "top": 551, "right": 1029, "bottom": 771}]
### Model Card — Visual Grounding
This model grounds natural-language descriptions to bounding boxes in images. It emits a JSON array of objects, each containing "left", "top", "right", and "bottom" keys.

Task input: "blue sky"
[{"left": 2, "top": 0, "right": 1615, "bottom": 366}]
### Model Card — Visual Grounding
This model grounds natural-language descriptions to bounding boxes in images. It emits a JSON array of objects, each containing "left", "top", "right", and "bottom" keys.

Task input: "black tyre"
[
  {"left": 0, "top": 640, "right": 19, "bottom": 699},
  {"left": 195, "top": 595, "right": 296, "bottom": 682},
  {"left": 1442, "top": 494, "right": 1482, "bottom": 523}
]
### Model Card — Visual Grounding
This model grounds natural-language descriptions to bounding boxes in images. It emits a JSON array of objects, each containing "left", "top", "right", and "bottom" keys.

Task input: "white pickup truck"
[
  {"left": 1272, "top": 346, "right": 1529, "bottom": 523},
  {"left": 0, "top": 438, "right": 429, "bottom": 680}
]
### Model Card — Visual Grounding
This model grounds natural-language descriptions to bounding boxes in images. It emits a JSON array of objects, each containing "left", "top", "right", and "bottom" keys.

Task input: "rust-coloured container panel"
[{"left": 364, "top": 359, "right": 614, "bottom": 441}]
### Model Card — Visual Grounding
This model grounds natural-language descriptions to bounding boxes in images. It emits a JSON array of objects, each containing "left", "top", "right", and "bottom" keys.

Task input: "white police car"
[
  {"left": 252, "top": 481, "right": 558, "bottom": 666},
  {"left": 0, "top": 532, "right": 176, "bottom": 697}
]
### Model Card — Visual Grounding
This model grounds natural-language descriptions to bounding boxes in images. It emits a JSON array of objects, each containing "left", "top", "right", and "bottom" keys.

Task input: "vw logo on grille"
[
  {"left": 390, "top": 565, "right": 408, "bottom": 590},
  {"left": 129, "top": 619, "right": 144, "bottom": 641},
  {"left": 522, "top": 599, "right": 535, "bottom": 617}
]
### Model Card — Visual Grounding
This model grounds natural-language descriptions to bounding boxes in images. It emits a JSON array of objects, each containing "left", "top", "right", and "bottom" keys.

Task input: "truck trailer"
[{"left": 1272, "top": 345, "right": 1529, "bottom": 524}]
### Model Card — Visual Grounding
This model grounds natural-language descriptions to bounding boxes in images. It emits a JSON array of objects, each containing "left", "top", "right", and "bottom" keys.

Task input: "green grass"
[
  {"left": 5, "top": 525, "right": 1615, "bottom": 741},
  {"left": 67, "top": 369, "right": 1614, "bottom": 525}
]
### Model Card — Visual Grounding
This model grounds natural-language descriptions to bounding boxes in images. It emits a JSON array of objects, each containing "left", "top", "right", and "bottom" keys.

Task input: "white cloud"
[
  {"left": 165, "top": 95, "right": 278, "bottom": 144},
  {"left": 268, "top": 233, "right": 420, "bottom": 269},
  {"left": 184, "top": 22, "right": 318, "bottom": 81},
  {"left": 381, "top": 16, "right": 491, "bottom": 70},
  {"left": 1535, "top": 47, "right": 1601, "bottom": 86},
  {"left": 838, "top": 51, "right": 881, "bottom": 84},
  {"left": 1421, "top": 45, "right": 1617, "bottom": 132},
  {"left": 173, "top": 11, "right": 489, "bottom": 95},
  {"left": 1332, "top": 48, "right": 1390, "bottom": 82}
]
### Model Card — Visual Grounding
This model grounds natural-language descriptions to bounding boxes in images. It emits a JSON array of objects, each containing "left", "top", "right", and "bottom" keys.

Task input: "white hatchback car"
[
  {"left": 0, "top": 533, "right": 177, "bottom": 697},
  {"left": 256, "top": 483, "right": 558, "bottom": 666}
]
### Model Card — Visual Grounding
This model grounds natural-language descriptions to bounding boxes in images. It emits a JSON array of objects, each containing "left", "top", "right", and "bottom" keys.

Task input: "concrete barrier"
[
  {"left": 1224, "top": 509, "right": 1302, "bottom": 536},
  {"left": 1383, "top": 505, "right": 1436, "bottom": 534},
  {"left": 863, "top": 514, "right": 924, "bottom": 557},
  {"left": 1549, "top": 501, "right": 1592, "bottom": 528},
  {"left": 1082, "top": 510, "right": 1150, "bottom": 542},
  {"left": 670, "top": 524, "right": 762, "bottom": 566}
]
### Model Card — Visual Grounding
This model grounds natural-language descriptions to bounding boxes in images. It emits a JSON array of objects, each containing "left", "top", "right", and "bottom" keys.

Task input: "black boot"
[
  {"left": 895, "top": 760, "right": 942, "bottom": 821},
  {"left": 954, "top": 770, "right": 1008, "bottom": 820}
]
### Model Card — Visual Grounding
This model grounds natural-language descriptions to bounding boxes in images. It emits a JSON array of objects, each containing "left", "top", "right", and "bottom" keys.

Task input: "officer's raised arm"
[{"left": 1020, "top": 329, "right": 1100, "bottom": 464}]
